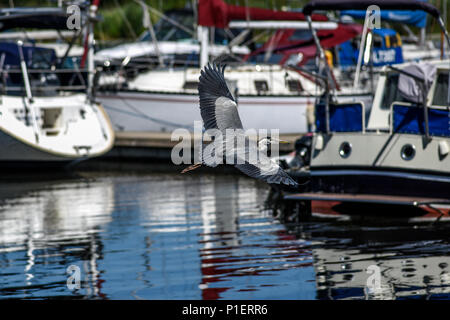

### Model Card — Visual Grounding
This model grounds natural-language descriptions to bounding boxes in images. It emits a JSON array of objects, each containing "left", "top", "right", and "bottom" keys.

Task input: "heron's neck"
[{"left": 258, "top": 140, "right": 268, "bottom": 152}]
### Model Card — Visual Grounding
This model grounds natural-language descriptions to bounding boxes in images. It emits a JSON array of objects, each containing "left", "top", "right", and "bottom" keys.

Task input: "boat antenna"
[
  {"left": 305, "top": 14, "right": 336, "bottom": 133},
  {"left": 144, "top": 5, "right": 195, "bottom": 37},
  {"left": 353, "top": 7, "right": 376, "bottom": 90},
  {"left": 135, "top": 0, "right": 165, "bottom": 67}
]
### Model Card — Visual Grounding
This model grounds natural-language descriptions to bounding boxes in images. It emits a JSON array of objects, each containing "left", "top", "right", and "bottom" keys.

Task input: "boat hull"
[
  {"left": 310, "top": 168, "right": 450, "bottom": 199},
  {"left": 0, "top": 128, "right": 76, "bottom": 162},
  {"left": 97, "top": 90, "right": 373, "bottom": 134},
  {"left": 0, "top": 95, "right": 115, "bottom": 164},
  {"left": 283, "top": 168, "right": 450, "bottom": 221},
  {"left": 309, "top": 132, "right": 450, "bottom": 197},
  {"left": 286, "top": 131, "right": 450, "bottom": 221},
  {"left": 309, "top": 199, "right": 450, "bottom": 222}
]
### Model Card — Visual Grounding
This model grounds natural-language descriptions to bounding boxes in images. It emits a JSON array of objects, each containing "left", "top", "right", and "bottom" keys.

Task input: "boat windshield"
[
  {"left": 0, "top": 42, "right": 87, "bottom": 97},
  {"left": 154, "top": 13, "right": 193, "bottom": 42},
  {"left": 138, "top": 10, "right": 193, "bottom": 42},
  {"left": 138, "top": 9, "right": 247, "bottom": 46},
  {"left": 381, "top": 73, "right": 408, "bottom": 109},
  {"left": 382, "top": 70, "right": 450, "bottom": 109},
  {"left": 431, "top": 73, "right": 449, "bottom": 106}
]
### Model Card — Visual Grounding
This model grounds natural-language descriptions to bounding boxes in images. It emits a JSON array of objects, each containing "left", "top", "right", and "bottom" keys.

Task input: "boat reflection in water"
[
  {"left": 133, "top": 173, "right": 315, "bottom": 300},
  {"left": 197, "top": 176, "right": 314, "bottom": 300},
  {"left": 0, "top": 171, "right": 449, "bottom": 299},
  {"left": 0, "top": 174, "right": 114, "bottom": 299},
  {"left": 282, "top": 218, "right": 450, "bottom": 299}
]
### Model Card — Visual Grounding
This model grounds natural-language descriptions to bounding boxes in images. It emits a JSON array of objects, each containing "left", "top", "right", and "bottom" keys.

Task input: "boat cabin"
[
  {"left": 339, "top": 28, "right": 404, "bottom": 68},
  {"left": 311, "top": 60, "right": 450, "bottom": 193}
]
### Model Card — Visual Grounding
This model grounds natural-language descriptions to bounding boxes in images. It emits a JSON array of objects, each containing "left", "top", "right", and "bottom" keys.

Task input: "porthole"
[
  {"left": 339, "top": 142, "right": 352, "bottom": 158},
  {"left": 401, "top": 144, "right": 416, "bottom": 161}
]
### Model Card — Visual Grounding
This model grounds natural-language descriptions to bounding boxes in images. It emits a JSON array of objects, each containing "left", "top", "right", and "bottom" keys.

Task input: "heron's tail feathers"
[{"left": 181, "top": 163, "right": 202, "bottom": 174}]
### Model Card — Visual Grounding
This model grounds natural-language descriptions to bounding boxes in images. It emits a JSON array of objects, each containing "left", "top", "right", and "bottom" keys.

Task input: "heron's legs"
[{"left": 181, "top": 163, "right": 202, "bottom": 174}]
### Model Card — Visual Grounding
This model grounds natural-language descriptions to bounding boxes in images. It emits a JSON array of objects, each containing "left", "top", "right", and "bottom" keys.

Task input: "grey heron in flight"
[{"left": 182, "top": 63, "right": 298, "bottom": 187}]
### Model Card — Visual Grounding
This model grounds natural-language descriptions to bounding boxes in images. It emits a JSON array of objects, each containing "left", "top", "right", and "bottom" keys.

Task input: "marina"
[{"left": 0, "top": 0, "right": 450, "bottom": 303}]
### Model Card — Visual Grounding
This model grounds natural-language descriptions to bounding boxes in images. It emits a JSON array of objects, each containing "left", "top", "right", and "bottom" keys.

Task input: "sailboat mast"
[
  {"left": 86, "top": 0, "right": 100, "bottom": 100},
  {"left": 199, "top": 26, "right": 209, "bottom": 68},
  {"left": 136, "top": 0, "right": 164, "bottom": 67}
]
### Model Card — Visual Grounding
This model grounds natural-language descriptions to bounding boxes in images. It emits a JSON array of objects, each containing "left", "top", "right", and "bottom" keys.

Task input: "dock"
[{"left": 103, "top": 131, "right": 302, "bottom": 160}]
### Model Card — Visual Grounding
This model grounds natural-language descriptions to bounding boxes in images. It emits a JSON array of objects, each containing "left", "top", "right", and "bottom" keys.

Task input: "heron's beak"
[{"left": 270, "top": 138, "right": 289, "bottom": 144}]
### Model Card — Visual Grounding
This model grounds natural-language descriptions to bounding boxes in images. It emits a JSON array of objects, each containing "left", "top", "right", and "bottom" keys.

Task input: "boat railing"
[
  {"left": 302, "top": 0, "right": 450, "bottom": 136},
  {"left": 16, "top": 40, "right": 40, "bottom": 143},
  {"left": 390, "top": 102, "right": 450, "bottom": 138},
  {"left": 388, "top": 65, "right": 432, "bottom": 141},
  {"left": 97, "top": 58, "right": 319, "bottom": 96},
  {"left": 315, "top": 102, "right": 366, "bottom": 134},
  {"left": 0, "top": 68, "right": 90, "bottom": 96}
]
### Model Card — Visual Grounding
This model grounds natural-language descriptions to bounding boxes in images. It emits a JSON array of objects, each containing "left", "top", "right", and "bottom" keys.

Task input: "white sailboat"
[
  {"left": 0, "top": 6, "right": 114, "bottom": 165},
  {"left": 98, "top": 64, "right": 371, "bottom": 134},
  {"left": 97, "top": 0, "right": 373, "bottom": 135}
]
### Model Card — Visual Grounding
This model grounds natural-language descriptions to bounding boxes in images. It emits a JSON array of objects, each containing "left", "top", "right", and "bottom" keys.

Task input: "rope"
[{"left": 105, "top": 95, "right": 195, "bottom": 130}]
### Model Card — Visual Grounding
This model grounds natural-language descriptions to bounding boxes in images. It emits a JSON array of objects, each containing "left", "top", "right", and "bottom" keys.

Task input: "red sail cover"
[
  {"left": 198, "top": 0, "right": 328, "bottom": 28},
  {"left": 245, "top": 23, "right": 363, "bottom": 66}
]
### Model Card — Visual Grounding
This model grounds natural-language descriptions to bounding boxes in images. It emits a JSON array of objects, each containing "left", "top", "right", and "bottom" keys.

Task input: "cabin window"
[
  {"left": 287, "top": 79, "right": 303, "bottom": 93},
  {"left": 183, "top": 81, "right": 198, "bottom": 90},
  {"left": 381, "top": 74, "right": 407, "bottom": 109},
  {"left": 432, "top": 73, "right": 449, "bottom": 106},
  {"left": 350, "top": 38, "right": 360, "bottom": 50},
  {"left": 389, "top": 35, "right": 399, "bottom": 48},
  {"left": 289, "top": 30, "right": 312, "bottom": 42},
  {"left": 254, "top": 80, "right": 269, "bottom": 94},
  {"left": 42, "top": 108, "right": 62, "bottom": 135},
  {"left": 373, "top": 35, "right": 383, "bottom": 48}
]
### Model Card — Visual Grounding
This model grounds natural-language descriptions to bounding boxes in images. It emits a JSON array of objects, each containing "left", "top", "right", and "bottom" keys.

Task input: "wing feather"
[
  {"left": 198, "top": 63, "right": 243, "bottom": 132},
  {"left": 235, "top": 163, "right": 298, "bottom": 186},
  {"left": 198, "top": 64, "right": 297, "bottom": 187},
  {"left": 234, "top": 141, "right": 298, "bottom": 186}
]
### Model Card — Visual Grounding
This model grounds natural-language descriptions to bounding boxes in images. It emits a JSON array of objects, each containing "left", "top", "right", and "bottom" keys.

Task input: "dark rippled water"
[{"left": 0, "top": 168, "right": 449, "bottom": 300}]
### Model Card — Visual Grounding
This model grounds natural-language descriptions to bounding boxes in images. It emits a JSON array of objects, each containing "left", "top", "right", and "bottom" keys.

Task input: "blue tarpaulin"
[
  {"left": 316, "top": 103, "right": 364, "bottom": 132},
  {"left": 338, "top": 28, "right": 404, "bottom": 67},
  {"left": 0, "top": 42, "right": 56, "bottom": 67},
  {"left": 341, "top": 0, "right": 428, "bottom": 28},
  {"left": 393, "top": 104, "right": 450, "bottom": 137}
]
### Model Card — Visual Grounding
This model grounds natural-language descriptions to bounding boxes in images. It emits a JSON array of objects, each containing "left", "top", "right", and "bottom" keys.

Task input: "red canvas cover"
[
  {"left": 198, "top": 0, "right": 328, "bottom": 28},
  {"left": 245, "top": 23, "right": 362, "bottom": 66}
]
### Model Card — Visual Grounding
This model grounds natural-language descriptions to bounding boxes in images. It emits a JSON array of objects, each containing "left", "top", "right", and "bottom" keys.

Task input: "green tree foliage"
[
  {"left": 94, "top": 0, "right": 307, "bottom": 40},
  {"left": 0, "top": 0, "right": 449, "bottom": 40}
]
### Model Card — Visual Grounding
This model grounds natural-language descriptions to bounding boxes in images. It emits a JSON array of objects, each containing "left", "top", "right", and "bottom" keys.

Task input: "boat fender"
[
  {"left": 315, "top": 134, "right": 324, "bottom": 151},
  {"left": 438, "top": 141, "right": 449, "bottom": 158}
]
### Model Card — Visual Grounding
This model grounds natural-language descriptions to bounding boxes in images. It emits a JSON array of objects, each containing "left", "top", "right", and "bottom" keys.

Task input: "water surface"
[{"left": 0, "top": 169, "right": 448, "bottom": 299}]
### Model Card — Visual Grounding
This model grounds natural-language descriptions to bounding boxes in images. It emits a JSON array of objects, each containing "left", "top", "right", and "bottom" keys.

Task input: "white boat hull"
[
  {"left": 0, "top": 94, "right": 115, "bottom": 163},
  {"left": 98, "top": 91, "right": 372, "bottom": 134}
]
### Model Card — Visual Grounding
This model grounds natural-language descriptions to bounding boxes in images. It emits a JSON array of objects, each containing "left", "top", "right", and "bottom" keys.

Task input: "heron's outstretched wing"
[
  {"left": 235, "top": 162, "right": 298, "bottom": 186},
  {"left": 234, "top": 146, "right": 298, "bottom": 186},
  {"left": 198, "top": 63, "right": 243, "bottom": 132}
]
